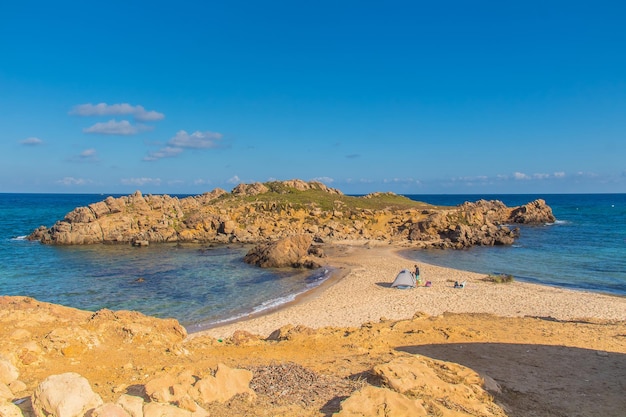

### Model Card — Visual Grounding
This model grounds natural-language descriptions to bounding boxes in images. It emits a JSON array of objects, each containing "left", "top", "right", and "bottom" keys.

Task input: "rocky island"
[{"left": 28, "top": 179, "right": 554, "bottom": 251}]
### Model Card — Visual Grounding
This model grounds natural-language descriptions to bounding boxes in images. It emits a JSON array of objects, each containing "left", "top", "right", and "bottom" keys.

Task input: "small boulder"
[
  {"left": 0, "top": 359, "right": 18, "bottom": 385},
  {"left": 0, "top": 382, "right": 13, "bottom": 402},
  {"left": 31, "top": 373, "right": 103, "bottom": 417},
  {"left": 145, "top": 374, "right": 178, "bottom": 403},
  {"left": 335, "top": 385, "right": 427, "bottom": 416},
  {"left": 243, "top": 234, "right": 319, "bottom": 268},
  {"left": 194, "top": 363, "right": 255, "bottom": 404},
  {"left": 143, "top": 403, "right": 190, "bottom": 417},
  {"left": 142, "top": 402, "right": 208, "bottom": 417},
  {"left": 92, "top": 403, "right": 131, "bottom": 417},
  {"left": 116, "top": 394, "right": 144, "bottom": 417},
  {"left": 0, "top": 403, "right": 24, "bottom": 417}
]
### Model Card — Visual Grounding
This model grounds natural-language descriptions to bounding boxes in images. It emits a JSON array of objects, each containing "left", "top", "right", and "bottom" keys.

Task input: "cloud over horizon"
[
  {"left": 57, "top": 177, "right": 92, "bottom": 186},
  {"left": 120, "top": 177, "right": 162, "bottom": 186}
]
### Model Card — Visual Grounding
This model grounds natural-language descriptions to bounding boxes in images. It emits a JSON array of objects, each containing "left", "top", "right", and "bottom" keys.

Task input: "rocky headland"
[{"left": 28, "top": 179, "right": 555, "bottom": 253}]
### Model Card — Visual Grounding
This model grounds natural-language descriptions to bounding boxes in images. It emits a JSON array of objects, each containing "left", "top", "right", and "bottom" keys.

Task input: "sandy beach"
[
  {"left": 199, "top": 241, "right": 626, "bottom": 339},
  {"left": 3, "top": 241, "right": 625, "bottom": 417}
]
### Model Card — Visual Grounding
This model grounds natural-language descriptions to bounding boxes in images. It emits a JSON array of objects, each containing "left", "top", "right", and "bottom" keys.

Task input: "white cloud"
[
  {"left": 143, "top": 130, "right": 226, "bottom": 161},
  {"left": 312, "top": 176, "right": 334, "bottom": 184},
  {"left": 227, "top": 175, "right": 241, "bottom": 184},
  {"left": 513, "top": 172, "right": 531, "bottom": 180},
  {"left": 554, "top": 171, "right": 566, "bottom": 178},
  {"left": 193, "top": 178, "right": 212, "bottom": 185},
  {"left": 80, "top": 148, "right": 97, "bottom": 158},
  {"left": 453, "top": 175, "right": 489, "bottom": 182},
  {"left": 120, "top": 177, "right": 162, "bottom": 186},
  {"left": 20, "top": 137, "right": 43, "bottom": 146},
  {"left": 70, "top": 103, "right": 164, "bottom": 122},
  {"left": 532, "top": 173, "right": 551, "bottom": 180},
  {"left": 143, "top": 146, "right": 183, "bottom": 161},
  {"left": 574, "top": 171, "right": 599, "bottom": 178},
  {"left": 344, "top": 178, "right": 376, "bottom": 184},
  {"left": 67, "top": 148, "right": 99, "bottom": 163},
  {"left": 383, "top": 177, "right": 419, "bottom": 184},
  {"left": 168, "top": 130, "right": 223, "bottom": 149},
  {"left": 57, "top": 177, "right": 91, "bottom": 186},
  {"left": 83, "top": 119, "right": 141, "bottom": 135}
]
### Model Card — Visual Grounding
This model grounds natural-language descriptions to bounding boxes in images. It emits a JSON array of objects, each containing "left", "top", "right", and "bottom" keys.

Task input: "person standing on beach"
[{"left": 414, "top": 264, "right": 421, "bottom": 285}]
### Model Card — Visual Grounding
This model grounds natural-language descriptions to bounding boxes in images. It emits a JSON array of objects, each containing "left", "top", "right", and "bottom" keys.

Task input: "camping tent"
[{"left": 391, "top": 269, "right": 416, "bottom": 289}]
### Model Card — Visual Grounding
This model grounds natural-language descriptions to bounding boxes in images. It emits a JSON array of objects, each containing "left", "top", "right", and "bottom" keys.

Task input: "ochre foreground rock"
[
  {"left": 31, "top": 373, "right": 104, "bottom": 417},
  {"left": 335, "top": 385, "right": 428, "bottom": 416},
  {"left": 1, "top": 296, "right": 625, "bottom": 416}
]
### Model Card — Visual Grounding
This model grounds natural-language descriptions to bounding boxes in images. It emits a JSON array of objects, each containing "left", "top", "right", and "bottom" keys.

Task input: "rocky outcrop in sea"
[{"left": 28, "top": 179, "right": 555, "bottom": 250}]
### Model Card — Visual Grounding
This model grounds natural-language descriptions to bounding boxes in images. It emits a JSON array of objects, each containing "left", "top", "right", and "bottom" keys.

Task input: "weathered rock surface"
[
  {"left": 27, "top": 180, "right": 555, "bottom": 250},
  {"left": 194, "top": 363, "right": 255, "bottom": 404},
  {"left": 335, "top": 385, "right": 427, "bottom": 416},
  {"left": 335, "top": 355, "right": 508, "bottom": 416},
  {"left": 31, "top": 373, "right": 104, "bottom": 417},
  {"left": 143, "top": 363, "right": 254, "bottom": 407},
  {"left": 0, "top": 359, "right": 19, "bottom": 385},
  {"left": 0, "top": 403, "right": 24, "bottom": 417},
  {"left": 372, "top": 356, "right": 505, "bottom": 416},
  {"left": 243, "top": 234, "right": 322, "bottom": 269},
  {"left": 91, "top": 402, "right": 131, "bottom": 417}
]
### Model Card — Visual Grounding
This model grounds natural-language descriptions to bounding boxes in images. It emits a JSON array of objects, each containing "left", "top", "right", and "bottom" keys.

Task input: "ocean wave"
[
  {"left": 11, "top": 235, "right": 27, "bottom": 241},
  {"left": 546, "top": 220, "right": 569, "bottom": 226},
  {"left": 199, "top": 292, "right": 302, "bottom": 329},
  {"left": 305, "top": 268, "right": 331, "bottom": 288}
]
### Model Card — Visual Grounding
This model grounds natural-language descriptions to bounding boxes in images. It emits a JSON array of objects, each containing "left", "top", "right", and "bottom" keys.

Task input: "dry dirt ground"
[{"left": 1, "top": 296, "right": 625, "bottom": 417}]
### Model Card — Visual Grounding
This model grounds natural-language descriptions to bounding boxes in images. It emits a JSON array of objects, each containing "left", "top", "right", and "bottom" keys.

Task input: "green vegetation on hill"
[{"left": 218, "top": 187, "right": 442, "bottom": 212}]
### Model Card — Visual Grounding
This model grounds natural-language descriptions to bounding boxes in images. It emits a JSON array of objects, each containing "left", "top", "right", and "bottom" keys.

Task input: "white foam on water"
[{"left": 194, "top": 268, "right": 333, "bottom": 331}]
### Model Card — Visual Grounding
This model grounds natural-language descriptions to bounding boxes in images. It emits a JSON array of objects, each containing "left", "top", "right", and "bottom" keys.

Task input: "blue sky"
[{"left": 2, "top": 1, "right": 625, "bottom": 195}]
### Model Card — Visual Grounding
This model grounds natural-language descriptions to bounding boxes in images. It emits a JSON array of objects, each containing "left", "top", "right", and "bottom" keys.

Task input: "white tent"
[{"left": 391, "top": 269, "right": 416, "bottom": 289}]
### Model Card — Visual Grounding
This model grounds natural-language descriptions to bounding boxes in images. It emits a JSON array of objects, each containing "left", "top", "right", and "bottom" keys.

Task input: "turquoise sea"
[{"left": 1, "top": 193, "right": 624, "bottom": 332}]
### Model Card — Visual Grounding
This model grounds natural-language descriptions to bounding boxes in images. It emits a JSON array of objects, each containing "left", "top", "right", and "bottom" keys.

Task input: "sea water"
[
  {"left": 1, "top": 193, "right": 624, "bottom": 332},
  {"left": 0, "top": 193, "right": 330, "bottom": 331},
  {"left": 403, "top": 194, "right": 626, "bottom": 296}
]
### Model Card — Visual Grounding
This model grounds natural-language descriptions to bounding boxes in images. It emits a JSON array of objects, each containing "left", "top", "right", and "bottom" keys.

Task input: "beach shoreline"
[{"left": 194, "top": 241, "right": 626, "bottom": 340}]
